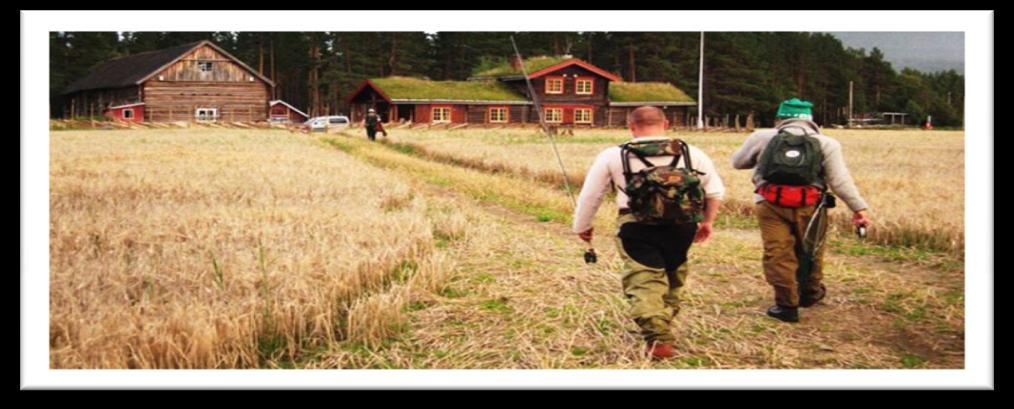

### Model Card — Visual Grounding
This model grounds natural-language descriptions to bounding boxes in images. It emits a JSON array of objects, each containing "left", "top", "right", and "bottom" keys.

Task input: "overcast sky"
[{"left": 828, "top": 32, "right": 964, "bottom": 74}]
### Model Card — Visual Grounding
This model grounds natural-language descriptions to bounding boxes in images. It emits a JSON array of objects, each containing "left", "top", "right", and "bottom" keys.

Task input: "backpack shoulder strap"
[
  {"left": 620, "top": 143, "right": 656, "bottom": 173},
  {"left": 777, "top": 124, "right": 817, "bottom": 137},
  {"left": 675, "top": 139, "right": 706, "bottom": 175}
]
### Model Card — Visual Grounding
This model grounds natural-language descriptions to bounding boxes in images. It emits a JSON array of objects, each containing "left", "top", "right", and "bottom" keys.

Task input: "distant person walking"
[{"left": 364, "top": 108, "right": 386, "bottom": 141}]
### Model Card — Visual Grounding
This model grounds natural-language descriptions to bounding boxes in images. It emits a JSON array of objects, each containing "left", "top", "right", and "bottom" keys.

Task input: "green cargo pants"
[{"left": 614, "top": 212, "right": 697, "bottom": 344}]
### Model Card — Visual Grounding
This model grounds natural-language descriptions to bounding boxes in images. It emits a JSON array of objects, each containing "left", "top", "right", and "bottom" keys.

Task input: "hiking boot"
[
  {"left": 800, "top": 284, "right": 827, "bottom": 308},
  {"left": 645, "top": 342, "right": 676, "bottom": 359},
  {"left": 766, "top": 305, "right": 800, "bottom": 323}
]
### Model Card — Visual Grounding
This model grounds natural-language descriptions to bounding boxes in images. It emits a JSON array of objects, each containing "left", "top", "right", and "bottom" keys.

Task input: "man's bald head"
[{"left": 627, "top": 106, "right": 669, "bottom": 136}]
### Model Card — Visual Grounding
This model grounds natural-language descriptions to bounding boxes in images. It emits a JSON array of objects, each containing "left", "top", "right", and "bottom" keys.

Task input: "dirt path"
[{"left": 311, "top": 135, "right": 964, "bottom": 369}]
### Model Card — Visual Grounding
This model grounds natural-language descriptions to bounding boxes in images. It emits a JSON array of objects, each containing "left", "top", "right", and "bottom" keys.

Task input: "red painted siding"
[
  {"left": 105, "top": 105, "right": 145, "bottom": 122},
  {"left": 416, "top": 104, "right": 467, "bottom": 124},
  {"left": 415, "top": 104, "right": 431, "bottom": 123},
  {"left": 543, "top": 104, "right": 595, "bottom": 125}
]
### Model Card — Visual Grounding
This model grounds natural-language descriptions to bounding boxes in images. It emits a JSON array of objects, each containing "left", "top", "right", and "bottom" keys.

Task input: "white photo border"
[{"left": 21, "top": 9, "right": 993, "bottom": 389}]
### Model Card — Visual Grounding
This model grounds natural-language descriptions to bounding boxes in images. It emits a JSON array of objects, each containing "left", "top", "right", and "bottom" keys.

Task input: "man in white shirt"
[{"left": 572, "top": 106, "right": 725, "bottom": 359}]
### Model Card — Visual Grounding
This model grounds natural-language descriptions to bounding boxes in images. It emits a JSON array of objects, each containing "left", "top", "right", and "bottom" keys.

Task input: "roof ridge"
[{"left": 107, "top": 41, "right": 203, "bottom": 61}]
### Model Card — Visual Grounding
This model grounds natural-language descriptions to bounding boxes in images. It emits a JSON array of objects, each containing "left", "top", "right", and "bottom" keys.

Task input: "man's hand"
[
  {"left": 694, "top": 222, "right": 713, "bottom": 243},
  {"left": 852, "top": 210, "right": 871, "bottom": 227},
  {"left": 578, "top": 227, "right": 594, "bottom": 242}
]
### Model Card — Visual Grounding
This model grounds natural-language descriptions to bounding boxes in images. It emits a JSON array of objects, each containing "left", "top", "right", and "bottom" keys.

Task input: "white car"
[{"left": 305, "top": 115, "right": 350, "bottom": 132}]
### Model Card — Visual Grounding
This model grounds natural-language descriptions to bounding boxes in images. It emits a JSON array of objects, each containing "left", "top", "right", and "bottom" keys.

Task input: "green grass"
[
  {"left": 257, "top": 333, "right": 288, "bottom": 365},
  {"left": 406, "top": 301, "right": 430, "bottom": 312},
  {"left": 472, "top": 55, "right": 570, "bottom": 77},
  {"left": 830, "top": 237, "right": 963, "bottom": 268},
  {"left": 479, "top": 297, "right": 513, "bottom": 314},
  {"left": 900, "top": 355, "right": 927, "bottom": 368},
  {"left": 472, "top": 272, "right": 496, "bottom": 284},
  {"left": 609, "top": 81, "right": 695, "bottom": 103},
  {"left": 370, "top": 76, "right": 527, "bottom": 101},
  {"left": 571, "top": 346, "right": 591, "bottom": 356},
  {"left": 391, "top": 260, "right": 419, "bottom": 284},
  {"left": 680, "top": 356, "right": 710, "bottom": 368},
  {"left": 439, "top": 286, "right": 468, "bottom": 299}
]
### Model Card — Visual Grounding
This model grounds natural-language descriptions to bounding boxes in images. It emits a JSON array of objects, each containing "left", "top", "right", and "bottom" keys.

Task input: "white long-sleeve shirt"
[{"left": 571, "top": 136, "right": 725, "bottom": 233}]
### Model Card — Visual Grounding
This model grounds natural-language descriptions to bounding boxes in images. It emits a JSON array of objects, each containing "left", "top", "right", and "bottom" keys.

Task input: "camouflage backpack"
[{"left": 620, "top": 138, "right": 706, "bottom": 225}]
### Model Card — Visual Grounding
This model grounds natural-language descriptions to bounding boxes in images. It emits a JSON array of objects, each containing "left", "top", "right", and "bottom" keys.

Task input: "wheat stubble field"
[{"left": 50, "top": 127, "right": 964, "bottom": 369}]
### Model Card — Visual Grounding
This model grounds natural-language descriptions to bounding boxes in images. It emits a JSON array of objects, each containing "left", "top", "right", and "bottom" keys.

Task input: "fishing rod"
[
  {"left": 509, "top": 36, "right": 596, "bottom": 264},
  {"left": 798, "top": 192, "right": 837, "bottom": 299}
]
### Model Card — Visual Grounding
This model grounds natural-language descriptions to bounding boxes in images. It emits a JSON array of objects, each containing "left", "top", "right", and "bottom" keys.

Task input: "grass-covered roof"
[
  {"left": 608, "top": 82, "right": 695, "bottom": 104},
  {"left": 472, "top": 56, "right": 571, "bottom": 78},
  {"left": 369, "top": 76, "right": 527, "bottom": 101}
]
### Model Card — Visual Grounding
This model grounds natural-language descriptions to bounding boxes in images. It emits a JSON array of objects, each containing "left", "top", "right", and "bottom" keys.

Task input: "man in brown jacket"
[{"left": 731, "top": 99, "right": 871, "bottom": 323}]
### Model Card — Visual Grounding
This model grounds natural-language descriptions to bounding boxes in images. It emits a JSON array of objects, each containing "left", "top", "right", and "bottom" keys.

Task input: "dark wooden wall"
[
  {"left": 143, "top": 81, "right": 269, "bottom": 122},
  {"left": 65, "top": 86, "right": 140, "bottom": 118}
]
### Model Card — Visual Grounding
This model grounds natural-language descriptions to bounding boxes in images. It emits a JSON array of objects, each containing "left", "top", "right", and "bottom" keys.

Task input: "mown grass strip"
[{"left": 322, "top": 136, "right": 575, "bottom": 225}]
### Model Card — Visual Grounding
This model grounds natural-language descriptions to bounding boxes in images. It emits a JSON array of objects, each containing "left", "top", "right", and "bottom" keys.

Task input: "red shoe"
[{"left": 645, "top": 342, "right": 676, "bottom": 359}]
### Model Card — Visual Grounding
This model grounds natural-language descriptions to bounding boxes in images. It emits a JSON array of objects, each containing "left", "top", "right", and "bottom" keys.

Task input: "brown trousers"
[{"left": 755, "top": 201, "right": 828, "bottom": 307}]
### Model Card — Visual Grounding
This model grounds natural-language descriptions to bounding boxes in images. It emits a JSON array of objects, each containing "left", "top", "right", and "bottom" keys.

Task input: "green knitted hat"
[{"left": 776, "top": 98, "right": 814, "bottom": 120}]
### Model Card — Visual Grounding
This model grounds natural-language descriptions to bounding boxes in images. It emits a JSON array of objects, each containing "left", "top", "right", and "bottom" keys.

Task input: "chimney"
[{"left": 510, "top": 55, "right": 523, "bottom": 71}]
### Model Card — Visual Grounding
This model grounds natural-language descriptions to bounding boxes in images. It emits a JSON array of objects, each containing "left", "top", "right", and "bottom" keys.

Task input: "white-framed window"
[
  {"left": 198, "top": 61, "right": 214, "bottom": 72},
  {"left": 122, "top": 109, "right": 134, "bottom": 119},
  {"left": 544, "top": 108, "right": 563, "bottom": 123},
  {"left": 545, "top": 77, "right": 564, "bottom": 94},
  {"left": 432, "top": 107, "right": 451, "bottom": 123},
  {"left": 574, "top": 108, "right": 593, "bottom": 124},
  {"left": 575, "top": 79, "right": 594, "bottom": 95},
  {"left": 488, "top": 107, "right": 508, "bottom": 123},
  {"left": 195, "top": 108, "right": 218, "bottom": 122}
]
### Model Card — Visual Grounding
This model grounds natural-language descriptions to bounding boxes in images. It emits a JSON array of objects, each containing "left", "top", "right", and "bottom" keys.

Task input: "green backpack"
[
  {"left": 758, "top": 126, "right": 824, "bottom": 185},
  {"left": 620, "top": 139, "right": 706, "bottom": 225}
]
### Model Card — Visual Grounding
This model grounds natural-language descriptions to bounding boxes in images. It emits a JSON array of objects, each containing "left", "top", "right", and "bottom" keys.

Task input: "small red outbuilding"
[
  {"left": 269, "top": 100, "right": 309, "bottom": 124},
  {"left": 105, "top": 102, "right": 145, "bottom": 123}
]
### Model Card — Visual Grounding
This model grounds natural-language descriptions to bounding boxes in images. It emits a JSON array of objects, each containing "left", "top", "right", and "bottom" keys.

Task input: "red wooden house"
[
  {"left": 346, "top": 56, "right": 696, "bottom": 127},
  {"left": 346, "top": 77, "right": 532, "bottom": 125}
]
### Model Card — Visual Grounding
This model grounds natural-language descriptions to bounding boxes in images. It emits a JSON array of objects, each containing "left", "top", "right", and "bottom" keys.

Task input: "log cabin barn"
[
  {"left": 346, "top": 55, "right": 695, "bottom": 127},
  {"left": 269, "top": 100, "right": 309, "bottom": 123},
  {"left": 61, "top": 40, "right": 274, "bottom": 122}
]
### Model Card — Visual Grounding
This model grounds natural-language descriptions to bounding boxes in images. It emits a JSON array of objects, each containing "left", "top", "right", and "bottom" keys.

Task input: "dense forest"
[{"left": 49, "top": 31, "right": 965, "bottom": 127}]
